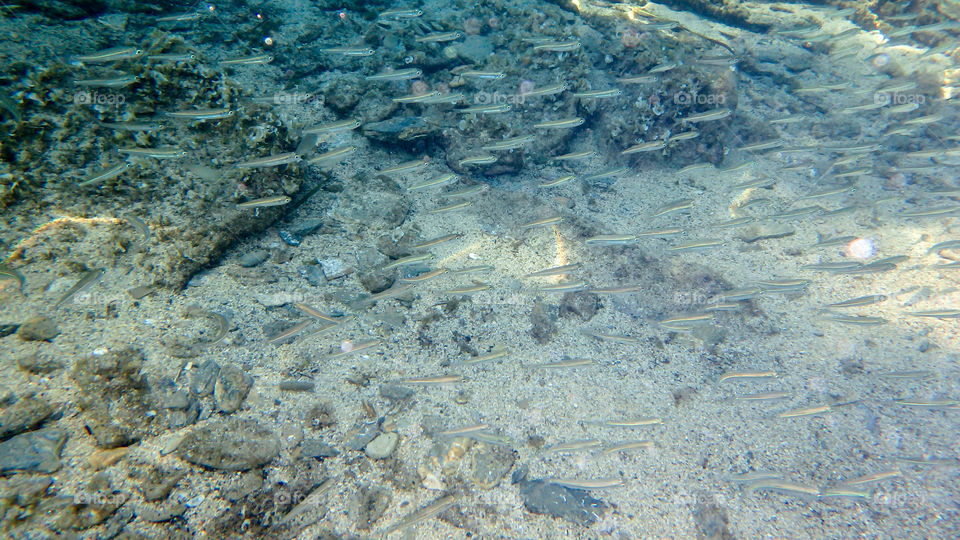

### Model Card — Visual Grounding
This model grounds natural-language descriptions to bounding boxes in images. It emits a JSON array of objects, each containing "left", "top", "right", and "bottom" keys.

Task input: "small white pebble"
[
  {"left": 92, "top": 348, "right": 108, "bottom": 356},
  {"left": 184, "top": 494, "right": 204, "bottom": 508},
  {"left": 467, "top": 253, "right": 481, "bottom": 260}
]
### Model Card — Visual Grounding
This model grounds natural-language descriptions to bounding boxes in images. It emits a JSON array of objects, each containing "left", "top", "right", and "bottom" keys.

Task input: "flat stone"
[
  {"left": 238, "top": 250, "right": 269, "bottom": 268},
  {"left": 0, "top": 397, "right": 54, "bottom": 440},
  {"left": 518, "top": 479, "right": 608, "bottom": 526},
  {"left": 178, "top": 418, "right": 279, "bottom": 471},
  {"left": 214, "top": 365, "right": 253, "bottom": 413},
  {"left": 0, "top": 428, "right": 67, "bottom": 474},
  {"left": 301, "top": 439, "right": 340, "bottom": 458},
  {"left": 365, "top": 432, "right": 399, "bottom": 460},
  {"left": 471, "top": 445, "right": 516, "bottom": 489},
  {"left": 17, "top": 316, "right": 59, "bottom": 342},
  {"left": 320, "top": 258, "right": 353, "bottom": 280}
]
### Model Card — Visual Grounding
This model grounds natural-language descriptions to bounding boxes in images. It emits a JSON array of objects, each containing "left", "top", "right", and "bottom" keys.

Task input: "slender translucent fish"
[
  {"left": 583, "top": 331, "right": 639, "bottom": 344},
  {"left": 553, "top": 150, "right": 596, "bottom": 161},
  {"left": 293, "top": 303, "right": 341, "bottom": 323},
  {"left": 460, "top": 347, "right": 509, "bottom": 365},
  {"left": 523, "top": 83, "right": 568, "bottom": 97},
  {"left": 907, "top": 309, "right": 960, "bottom": 319},
  {"left": 219, "top": 54, "right": 273, "bottom": 65},
  {"left": 599, "top": 417, "right": 663, "bottom": 427},
  {"left": 323, "top": 339, "right": 381, "bottom": 360},
  {"left": 735, "top": 392, "right": 790, "bottom": 401},
  {"left": 525, "top": 263, "right": 581, "bottom": 278},
  {"left": 412, "top": 234, "right": 462, "bottom": 249},
  {"left": 320, "top": 47, "right": 375, "bottom": 56},
  {"left": 725, "top": 472, "right": 782, "bottom": 483},
  {"left": 659, "top": 313, "right": 713, "bottom": 329},
  {"left": 778, "top": 405, "right": 832, "bottom": 418},
  {"left": 637, "top": 228, "right": 683, "bottom": 237},
  {"left": 533, "top": 117, "right": 584, "bottom": 129},
  {"left": 824, "top": 314, "right": 887, "bottom": 326},
  {"left": 547, "top": 439, "right": 602, "bottom": 453},
  {"left": 381, "top": 495, "right": 456, "bottom": 536},
  {"left": 55, "top": 268, "right": 104, "bottom": 308},
  {"left": 157, "top": 11, "right": 202, "bottom": 22},
  {"left": 482, "top": 135, "right": 536, "bottom": 151},
  {"left": 393, "top": 91, "right": 441, "bottom": 103},
  {"left": 652, "top": 198, "right": 693, "bottom": 217},
  {"left": 821, "top": 488, "right": 870, "bottom": 499},
  {"left": 547, "top": 478, "right": 624, "bottom": 490},
  {"left": 538, "top": 280, "right": 588, "bottom": 292},
  {"left": 438, "top": 424, "right": 490, "bottom": 437},
  {"left": 302, "top": 119, "right": 361, "bottom": 135},
  {"left": 617, "top": 75, "right": 658, "bottom": 84},
  {"left": 118, "top": 147, "right": 186, "bottom": 158},
  {"left": 667, "top": 130, "right": 699, "bottom": 143},
  {"left": 749, "top": 480, "right": 820, "bottom": 497},
  {"left": 75, "top": 75, "right": 138, "bottom": 88},
  {"left": 603, "top": 440, "right": 654, "bottom": 454},
  {"left": 458, "top": 70, "right": 505, "bottom": 79},
  {"left": 622, "top": 140, "right": 665, "bottom": 154},
  {"left": 877, "top": 370, "right": 935, "bottom": 380},
  {"left": 901, "top": 205, "right": 960, "bottom": 218},
  {"left": 584, "top": 234, "right": 636, "bottom": 245},
  {"left": 416, "top": 31, "right": 463, "bottom": 43},
  {"left": 398, "top": 375, "right": 462, "bottom": 385},
  {"left": 825, "top": 295, "right": 887, "bottom": 308},
  {"left": 399, "top": 268, "right": 448, "bottom": 283},
  {"left": 147, "top": 53, "right": 197, "bottom": 62},
  {"left": 587, "top": 284, "right": 642, "bottom": 294},
  {"left": 572, "top": 89, "right": 622, "bottom": 99},
  {"left": 450, "top": 265, "right": 494, "bottom": 275},
  {"left": 527, "top": 358, "right": 595, "bottom": 368},
  {"left": 79, "top": 162, "right": 129, "bottom": 187},
  {"left": 533, "top": 40, "right": 582, "bottom": 52},
  {"left": 266, "top": 320, "right": 314, "bottom": 344},
  {"left": 539, "top": 175, "right": 575, "bottom": 187},
  {"left": 379, "top": 158, "right": 429, "bottom": 175},
  {"left": 666, "top": 239, "right": 723, "bottom": 252},
  {"left": 841, "top": 469, "right": 901, "bottom": 486},
  {"left": 365, "top": 284, "right": 414, "bottom": 304},
  {"left": 458, "top": 155, "right": 497, "bottom": 166},
  {"left": 521, "top": 216, "right": 563, "bottom": 229},
  {"left": 703, "top": 302, "right": 744, "bottom": 312},
  {"left": 458, "top": 103, "right": 512, "bottom": 114},
  {"left": 429, "top": 201, "right": 472, "bottom": 213},
  {"left": 893, "top": 398, "right": 959, "bottom": 408},
  {"left": 718, "top": 371, "right": 778, "bottom": 383},
  {"left": 307, "top": 146, "right": 357, "bottom": 165},
  {"left": 770, "top": 114, "right": 806, "bottom": 124},
  {"left": 165, "top": 108, "right": 234, "bottom": 120},
  {"left": 279, "top": 478, "right": 335, "bottom": 526},
  {"left": 76, "top": 47, "right": 143, "bottom": 63},
  {"left": 409, "top": 174, "right": 457, "bottom": 190},
  {"left": 366, "top": 68, "right": 422, "bottom": 81},
  {"left": 378, "top": 8, "right": 423, "bottom": 20},
  {"left": 383, "top": 253, "right": 433, "bottom": 270},
  {"left": 711, "top": 217, "right": 754, "bottom": 229},
  {"left": 236, "top": 195, "right": 291, "bottom": 209},
  {"left": 236, "top": 152, "right": 301, "bottom": 169},
  {"left": 681, "top": 107, "right": 731, "bottom": 123},
  {"left": 2, "top": 264, "right": 27, "bottom": 292},
  {"left": 97, "top": 121, "right": 159, "bottom": 131},
  {"left": 445, "top": 282, "right": 490, "bottom": 294}
]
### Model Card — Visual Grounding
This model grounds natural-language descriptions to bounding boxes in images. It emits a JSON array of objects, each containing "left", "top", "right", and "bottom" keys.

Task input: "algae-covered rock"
[{"left": 178, "top": 418, "right": 279, "bottom": 471}]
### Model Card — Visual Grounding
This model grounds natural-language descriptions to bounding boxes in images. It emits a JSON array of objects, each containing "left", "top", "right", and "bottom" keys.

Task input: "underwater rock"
[
  {"left": 379, "top": 384, "right": 414, "bottom": 402},
  {"left": 0, "top": 428, "right": 66, "bottom": 474},
  {"left": 346, "top": 422, "right": 379, "bottom": 451},
  {"left": 363, "top": 116, "right": 438, "bottom": 142},
  {"left": 457, "top": 35, "right": 495, "bottom": 64},
  {"left": 353, "top": 484, "right": 392, "bottom": 531},
  {"left": 470, "top": 444, "right": 516, "bottom": 489},
  {"left": 529, "top": 301, "right": 558, "bottom": 344},
  {"left": 17, "top": 316, "right": 59, "bottom": 342},
  {"left": 691, "top": 491, "right": 734, "bottom": 540},
  {"left": 214, "top": 364, "right": 253, "bottom": 413},
  {"left": 159, "top": 389, "right": 199, "bottom": 429},
  {"left": 0, "top": 396, "right": 54, "bottom": 441},
  {"left": 300, "top": 439, "right": 339, "bottom": 459},
  {"left": 178, "top": 418, "right": 280, "bottom": 471},
  {"left": 518, "top": 478, "right": 608, "bottom": 526},
  {"left": 15, "top": 352, "right": 63, "bottom": 374},
  {"left": 279, "top": 218, "right": 326, "bottom": 247},
  {"left": 365, "top": 432, "right": 399, "bottom": 460},
  {"left": 189, "top": 359, "right": 221, "bottom": 397},
  {"left": 0, "top": 323, "right": 18, "bottom": 338},
  {"left": 238, "top": 250, "right": 269, "bottom": 268},
  {"left": 319, "top": 258, "right": 353, "bottom": 280},
  {"left": 558, "top": 292, "right": 600, "bottom": 321}
]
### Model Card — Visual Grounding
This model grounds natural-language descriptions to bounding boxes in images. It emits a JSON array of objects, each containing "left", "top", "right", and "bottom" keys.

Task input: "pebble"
[
  {"left": 177, "top": 418, "right": 279, "bottom": 471},
  {"left": 320, "top": 258, "right": 354, "bottom": 280},
  {"left": 365, "top": 432, "right": 399, "bottom": 460},
  {"left": 213, "top": 365, "right": 253, "bottom": 413},
  {"left": 238, "top": 250, "right": 269, "bottom": 268},
  {"left": 16, "top": 317, "right": 59, "bottom": 342},
  {"left": 518, "top": 478, "right": 608, "bottom": 526},
  {"left": 0, "top": 428, "right": 67, "bottom": 474},
  {"left": 0, "top": 397, "right": 54, "bottom": 439}
]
